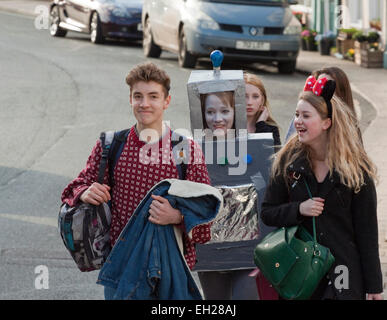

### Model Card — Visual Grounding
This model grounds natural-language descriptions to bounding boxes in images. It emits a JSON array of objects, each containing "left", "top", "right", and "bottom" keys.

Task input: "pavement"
[{"left": 1, "top": 0, "right": 387, "bottom": 297}]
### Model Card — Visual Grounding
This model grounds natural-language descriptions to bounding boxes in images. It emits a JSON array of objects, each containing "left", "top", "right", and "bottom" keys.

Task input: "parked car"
[
  {"left": 49, "top": 0, "right": 143, "bottom": 44},
  {"left": 142, "top": 0, "right": 301, "bottom": 73}
]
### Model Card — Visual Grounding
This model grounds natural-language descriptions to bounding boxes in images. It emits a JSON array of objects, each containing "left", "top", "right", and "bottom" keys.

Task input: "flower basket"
[
  {"left": 336, "top": 38, "right": 355, "bottom": 55},
  {"left": 359, "top": 49, "right": 383, "bottom": 68},
  {"left": 336, "top": 28, "right": 358, "bottom": 55},
  {"left": 353, "top": 32, "right": 382, "bottom": 67}
]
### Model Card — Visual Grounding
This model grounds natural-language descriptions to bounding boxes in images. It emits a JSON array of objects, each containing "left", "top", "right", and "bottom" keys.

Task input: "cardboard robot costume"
[{"left": 188, "top": 51, "right": 276, "bottom": 271}]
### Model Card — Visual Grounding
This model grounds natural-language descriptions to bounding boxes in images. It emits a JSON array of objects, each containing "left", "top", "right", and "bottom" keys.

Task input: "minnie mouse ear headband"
[{"left": 303, "top": 75, "right": 336, "bottom": 118}]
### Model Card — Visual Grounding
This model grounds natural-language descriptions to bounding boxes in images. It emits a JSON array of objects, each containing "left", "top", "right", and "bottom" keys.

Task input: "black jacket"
[
  {"left": 261, "top": 156, "right": 383, "bottom": 300},
  {"left": 255, "top": 121, "right": 281, "bottom": 150}
]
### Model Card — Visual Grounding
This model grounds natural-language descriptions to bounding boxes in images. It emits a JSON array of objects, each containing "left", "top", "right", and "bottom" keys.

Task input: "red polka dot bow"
[
  {"left": 303, "top": 75, "right": 336, "bottom": 118},
  {"left": 303, "top": 75, "right": 328, "bottom": 96}
]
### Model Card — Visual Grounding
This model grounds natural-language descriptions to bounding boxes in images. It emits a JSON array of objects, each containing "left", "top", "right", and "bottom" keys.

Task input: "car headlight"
[
  {"left": 198, "top": 19, "right": 220, "bottom": 30},
  {"left": 284, "top": 17, "right": 302, "bottom": 35}
]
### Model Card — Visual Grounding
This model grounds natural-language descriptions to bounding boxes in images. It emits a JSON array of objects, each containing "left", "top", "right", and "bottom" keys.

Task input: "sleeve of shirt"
[
  {"left": 184, "top": 139, "right": 212, "bottom": 244},
  {"left": 61, "top": 139, "right": 109, "bottom": 207},
  {"left": 261, "top": 174, "right": 304, "bottom": 228}
]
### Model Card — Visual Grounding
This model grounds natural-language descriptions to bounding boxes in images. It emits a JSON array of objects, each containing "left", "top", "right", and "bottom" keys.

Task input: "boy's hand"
[
  {"left": 80, "top": 182, "right": 111, "bottom": 205},
  {"left": 149, "top": 195, "right": 183, "bottom": 225}
]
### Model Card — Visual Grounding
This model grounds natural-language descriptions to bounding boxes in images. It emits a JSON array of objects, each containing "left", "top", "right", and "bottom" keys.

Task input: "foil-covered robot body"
[{"left": 188, "top": 51, "right": 276, "bottom": 271}]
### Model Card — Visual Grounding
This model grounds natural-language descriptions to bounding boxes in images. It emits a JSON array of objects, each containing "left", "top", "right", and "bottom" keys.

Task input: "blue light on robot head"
[{"left": 210, "top": 50, "right": 224, "bottom": 69}]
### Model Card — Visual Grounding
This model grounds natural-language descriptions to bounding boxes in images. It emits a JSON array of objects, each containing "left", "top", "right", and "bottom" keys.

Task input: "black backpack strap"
[
  {"left": 107, "top": 128, "right": 131, "bottom": 187},
  {"left": 171, "top": 131, "right": 188, "bottom": 180},
  {"left": 97, "top": 132, "right": 114, "bottom": 184}
]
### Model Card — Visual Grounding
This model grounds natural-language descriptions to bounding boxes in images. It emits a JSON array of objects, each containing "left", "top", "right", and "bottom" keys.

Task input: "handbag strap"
[{"left": 303, "top": 179, "right": 318, "bottom": 246}]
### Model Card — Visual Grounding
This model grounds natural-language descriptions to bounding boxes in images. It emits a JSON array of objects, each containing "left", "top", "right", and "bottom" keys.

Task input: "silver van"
[{"left": 142, "top": 0, "right": 301, "bottom": 73}]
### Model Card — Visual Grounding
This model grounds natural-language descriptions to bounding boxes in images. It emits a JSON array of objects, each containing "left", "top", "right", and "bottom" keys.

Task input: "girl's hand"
[
  {"left": 148, "top": 195, "right": 183, "bottom": 225},
  {"left": 299, "top": 197, "right": 325, "bottom": 217}
]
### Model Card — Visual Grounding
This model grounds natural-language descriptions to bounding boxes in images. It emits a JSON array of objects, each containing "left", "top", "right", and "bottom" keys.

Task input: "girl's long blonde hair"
[
  {"left": 243, "top": 72, "right": 279, "bottom": 129},
  {"left": 271, "top": 91, "right": 377, "bottom": 192}
]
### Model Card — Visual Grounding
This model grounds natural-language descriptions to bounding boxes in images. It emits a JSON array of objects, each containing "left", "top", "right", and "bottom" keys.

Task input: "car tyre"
[
  {"left": 49, "top": 6, "right": 67, "bottom": 37},
  {"left": 143, "top": 18, "right": 161, "bottom": 58},
  {"left": 278, "top": 61, "right": 296, "bottom": 74},
  {"left": 90, "top": 12, "right": 104, "bottom": 44},
  {"left": 178, "top": 28, "right": 196, "bottom": 68}
]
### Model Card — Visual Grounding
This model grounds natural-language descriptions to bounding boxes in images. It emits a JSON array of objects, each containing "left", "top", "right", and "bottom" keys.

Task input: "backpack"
[{"left": 58, "top": 128, "right": 188, "bottom": 272}]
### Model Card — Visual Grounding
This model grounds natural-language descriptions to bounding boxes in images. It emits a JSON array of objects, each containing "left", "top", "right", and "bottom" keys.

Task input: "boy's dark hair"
[{"left": 126, "top": 62, "right": 171, "bottom": 97}]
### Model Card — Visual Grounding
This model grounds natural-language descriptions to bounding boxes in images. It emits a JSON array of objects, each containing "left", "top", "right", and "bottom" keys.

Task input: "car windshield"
[{"left": 200, "top": 0, "right": 287, "bottom": 5}]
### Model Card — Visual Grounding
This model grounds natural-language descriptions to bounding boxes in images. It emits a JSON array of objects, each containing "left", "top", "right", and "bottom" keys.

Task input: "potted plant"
[
  {"left": 315, "top": 31, "right": 336, "bottom": 55},
  {"left": 353, "top": 31, "right": 383, "bottom": 68},
  {"left": 301, "top": 28, "right": 317, "bottom": 51},
  {"left": 345, "top": 48, "right": 355, "bottom": 61},
  {"left": 370, "top": 19, "right": 382, "bottom": 31},
  {"left": 336, "top": 28, "right": 358, "bottom": 55},
  {"left": 300, "top": 28, "right": 309, "bottom": 50},
  {"left": 360, "top": 42, "right": 383, "bottom": 68}
]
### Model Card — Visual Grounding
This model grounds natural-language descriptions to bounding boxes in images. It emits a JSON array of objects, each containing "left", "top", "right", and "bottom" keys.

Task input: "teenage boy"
[{"left": 61, "top": 62, "right": 211, "bottom": 270}]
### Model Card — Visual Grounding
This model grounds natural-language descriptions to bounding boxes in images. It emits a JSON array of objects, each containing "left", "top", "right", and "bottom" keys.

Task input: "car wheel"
[
  {"left": 178, "top": 28, "right": 196, "bottom": 68},
  {"left": 90, "top": 12, "right": 104, "bottom": 44},
  {"left": 278, "top": 61, "right": 296, "bottom": 74},
  {"left": 49, "top": 6, "right": 67, "bottom": 37},
  {"left": 143, "top": 18, "right": 161, "bottom": 58}
]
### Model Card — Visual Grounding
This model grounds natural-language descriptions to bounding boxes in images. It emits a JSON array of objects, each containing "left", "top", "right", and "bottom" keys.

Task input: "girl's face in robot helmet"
[{"left": 203, "top": 92, "right": 235, "bottom": 136}]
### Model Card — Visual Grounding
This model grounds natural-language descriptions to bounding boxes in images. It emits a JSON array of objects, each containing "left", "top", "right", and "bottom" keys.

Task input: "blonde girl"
[{"left": 261, "top": 76, "right": 383, "bottom": 300}]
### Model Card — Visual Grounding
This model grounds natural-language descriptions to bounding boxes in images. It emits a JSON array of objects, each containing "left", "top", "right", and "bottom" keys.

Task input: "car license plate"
[
  {"left": 137, "top": 23, "right": 143, "bottom": 31},
  {"left": 236, "top": 40, "right": 270, "bottom": 51}
]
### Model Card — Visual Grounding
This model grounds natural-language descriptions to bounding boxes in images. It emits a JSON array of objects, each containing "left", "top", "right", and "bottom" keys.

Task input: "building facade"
[{"left": 297, "top": 0, "right": 387, "bottom": 68}]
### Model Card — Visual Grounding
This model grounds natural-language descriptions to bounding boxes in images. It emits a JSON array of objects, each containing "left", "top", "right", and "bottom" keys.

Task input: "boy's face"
[{"left": 130, "top": 81, "right": 171, "bottom": 129}]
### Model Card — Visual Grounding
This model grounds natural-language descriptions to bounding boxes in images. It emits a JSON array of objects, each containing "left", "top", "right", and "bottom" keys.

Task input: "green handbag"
[{"left": 254, "top": 179, "right": 335, "bottom": 300}]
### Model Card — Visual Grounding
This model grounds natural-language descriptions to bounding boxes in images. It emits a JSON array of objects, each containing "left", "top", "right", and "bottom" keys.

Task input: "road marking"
[{"left": 0, "top": 213, "right": 57, "bottom": 228}]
